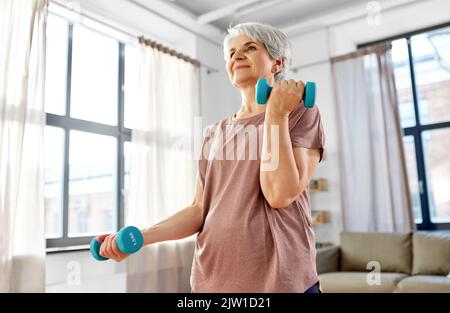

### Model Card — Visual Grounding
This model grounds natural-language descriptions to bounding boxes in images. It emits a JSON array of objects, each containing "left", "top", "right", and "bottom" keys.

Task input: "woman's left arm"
[{"left": 260, "top": 111, "right": 321, "bottom": 209}]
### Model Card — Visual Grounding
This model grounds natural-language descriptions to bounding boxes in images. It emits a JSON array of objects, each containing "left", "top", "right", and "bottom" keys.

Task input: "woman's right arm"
[
  {"left": 140, "top": 175, "right": 204, "bottom": 245},
  {"left": 98, "top": 175, "right": 204, "bottom": 261}
]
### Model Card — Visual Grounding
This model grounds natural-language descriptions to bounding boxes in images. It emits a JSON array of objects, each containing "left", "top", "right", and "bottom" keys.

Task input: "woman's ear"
[{"left": 272, "top": 58, "right": 285, "bottom": 74}]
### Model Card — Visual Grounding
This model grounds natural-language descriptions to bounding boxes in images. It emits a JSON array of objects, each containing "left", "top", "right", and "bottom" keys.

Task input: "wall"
[
  {"left": 46, "top": 250, "right": 126, "bottom": 292},
  {"left": 331, "top": 0, "right": 450, "bottom": 57},
  {"left": 196, "top": 37, "right": 241, "bottom": 128},
  {"left": 288, "top": 0, "right": 450, "bottom": 245},
  {"left": 290, "top": 29, "right": 343, "bottom": 245}
]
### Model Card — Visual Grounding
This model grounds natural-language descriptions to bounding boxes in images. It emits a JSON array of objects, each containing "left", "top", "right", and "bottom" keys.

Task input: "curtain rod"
[
  {"left": 138, "top": 36, "right": 201, "bottom": 67},
  {"left": 49, "top": 0, "right": 219, "bottom": 74},
  {"left": 330, "top": 42, "right": 392, "bottom": 63}
]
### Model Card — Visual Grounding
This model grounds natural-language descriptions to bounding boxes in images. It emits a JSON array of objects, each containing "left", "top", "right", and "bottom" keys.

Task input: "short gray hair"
[{"left": 223, "top": 22, "right": 292, "bottom": 81}]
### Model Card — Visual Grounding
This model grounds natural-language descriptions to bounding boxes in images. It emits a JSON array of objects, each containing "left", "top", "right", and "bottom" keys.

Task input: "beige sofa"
[{"left": 316, "top": 231, "right": 450, "bottom": 292}]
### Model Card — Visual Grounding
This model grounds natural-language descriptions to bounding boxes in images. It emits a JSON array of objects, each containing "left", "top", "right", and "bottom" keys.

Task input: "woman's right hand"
[{"left": 97, "top": 233, "right": 130, "bottom": 262}]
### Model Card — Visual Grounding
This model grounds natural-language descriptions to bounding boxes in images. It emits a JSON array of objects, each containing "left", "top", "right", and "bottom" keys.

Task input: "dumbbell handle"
[
  {"left": 90, "top": 225, "right": 144, "bottom": 261},
  {"left": 255, "top": 78, "right": 316, "bottom": 108}
]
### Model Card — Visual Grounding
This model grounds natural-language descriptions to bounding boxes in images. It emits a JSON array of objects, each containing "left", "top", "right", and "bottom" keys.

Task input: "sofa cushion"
[
  {"left": 396, "top": 275, "right": 450, "bottom": 293},
  {"left": 316, "top": 246, "right": 340, "bottom": 274},
  {"left": 340, "top": 232, "right": 412, "bottom": 274},
  {"left": 319, "top": 272, "right": 407, "bottom": 293},
  {"left": 412, "top": 231, "right": 450, "bottom": 276}
]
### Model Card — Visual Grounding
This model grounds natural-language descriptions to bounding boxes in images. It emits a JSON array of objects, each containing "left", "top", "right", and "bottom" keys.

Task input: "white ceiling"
[
  {"left": 116, "top": 0, "right": 429, "bottom": 45},
  {"left": 163, "top": 0, "right": 363, "bottom": 31}
]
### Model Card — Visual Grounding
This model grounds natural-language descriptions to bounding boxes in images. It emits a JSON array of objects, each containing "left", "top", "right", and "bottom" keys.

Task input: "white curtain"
[
  {"left": 126, "top": 43, "right": 199, "bottom": 292},
  {"left": 331, "top": 43, "right": 414, "bottom": 233},
  {"left": 0, "top": 0, "right": 48, "bottom": 292}
]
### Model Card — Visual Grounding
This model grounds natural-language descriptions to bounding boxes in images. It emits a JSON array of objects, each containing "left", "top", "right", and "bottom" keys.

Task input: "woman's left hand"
[{"left": 266, "top": 79, "right": 305, "bottom": 117}]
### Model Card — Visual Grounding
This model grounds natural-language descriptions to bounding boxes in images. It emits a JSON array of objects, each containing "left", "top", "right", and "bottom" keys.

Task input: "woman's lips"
[{"left": 235, "top": 65, "right": 250, "bottom": 70}]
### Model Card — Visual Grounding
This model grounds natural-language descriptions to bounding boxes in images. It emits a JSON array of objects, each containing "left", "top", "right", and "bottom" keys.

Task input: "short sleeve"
[{"left": 289, "top": 106, "right": 325, "bottom": 161}]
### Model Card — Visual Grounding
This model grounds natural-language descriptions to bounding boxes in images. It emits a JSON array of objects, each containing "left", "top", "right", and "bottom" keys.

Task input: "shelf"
[
  {"left": 315, "top": 241, "right": 334, "bottom": 249},
  {"left": 309, "top": 178, "right": 328, "bottom": 192},
  {"left": 311, "top": 210, "right": 329, "bottom": 225}
]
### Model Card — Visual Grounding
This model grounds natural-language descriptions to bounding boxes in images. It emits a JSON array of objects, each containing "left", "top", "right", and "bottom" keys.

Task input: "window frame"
[
  {"left": 358, "top": 21, "right": 450, "bottom": 230},
  {"left": 46, "top": 18, "right": 131, "bottom": 251}
]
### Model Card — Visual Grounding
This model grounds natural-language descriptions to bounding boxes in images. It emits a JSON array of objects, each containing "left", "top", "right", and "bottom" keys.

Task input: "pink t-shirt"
[{"left": 190, "top": 104, "right": 325, "bottom": 292}]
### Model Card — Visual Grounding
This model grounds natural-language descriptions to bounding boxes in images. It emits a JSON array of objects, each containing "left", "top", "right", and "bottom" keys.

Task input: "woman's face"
[{"left": 226, "top": 34, "right": 279, "bottom": 89}]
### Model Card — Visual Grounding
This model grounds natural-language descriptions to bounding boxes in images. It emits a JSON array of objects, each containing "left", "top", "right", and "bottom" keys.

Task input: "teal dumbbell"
[
  {"left": 90, "top": 225, "right": 144, "bottom": 261},
  {"left": 255, "top": 78, "right": 316, "bottom": 108}
]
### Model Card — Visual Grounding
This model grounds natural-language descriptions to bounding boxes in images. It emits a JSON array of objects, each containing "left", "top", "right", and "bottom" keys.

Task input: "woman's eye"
[{"left": 229, "top": 45, "right": 256, "bottom": 59}]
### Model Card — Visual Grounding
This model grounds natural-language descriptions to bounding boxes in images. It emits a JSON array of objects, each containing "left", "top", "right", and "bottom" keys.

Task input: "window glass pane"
[
  {"left": 422, "top": 128, "right": 450, "bottom": 223},
  {"left": 124, "top": 45, "right": 141, "bottom": 129},
  {"left": 411, "top": 28, "right": 450, "bottom": 125},
  {"left": 392, "top": 39, "right": 416, "bottom": 128},
  {"left": 123, "top": 141, "right": 134, "bottom": 213},
  {"left": 44, "top": 126, "right": 65, "bottom": 238},
  {"left": 68, "top": 130, "right": 117, "bottom": 236},
  {"left": 402, "top": 136, "right": 422, "bottom": 223},
  {"left": 70, "top": 25, "right": 118, "bottom": 125},
  {"left": 45, "top": 14, "right": 68, "bottom": 115}
]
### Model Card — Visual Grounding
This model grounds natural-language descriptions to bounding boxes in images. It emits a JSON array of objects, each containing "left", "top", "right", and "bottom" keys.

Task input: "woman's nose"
[{"left": 232, "top": 48, "right": 246, "bottom": 61}]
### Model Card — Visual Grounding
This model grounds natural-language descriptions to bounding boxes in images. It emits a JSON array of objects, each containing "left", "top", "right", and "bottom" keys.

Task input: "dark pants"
[{"left": 304, "top": 281, "right": 321, "bottom": 293}]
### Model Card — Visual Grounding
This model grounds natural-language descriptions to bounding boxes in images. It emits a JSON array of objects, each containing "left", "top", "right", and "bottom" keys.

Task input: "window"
[
  {"left": 68, "top": 130, "right": 117, "bottom": 236},
  {"left": 44, "top": 126, "right": 65, "bottom": 238},
  {"left": 124, "top": 45, "right": 141, "bottom": 129},
  {"left": 44, "top": 13, "right": 137, "bottom": 249},
  {"left": 45, "top": 14, "right": 67, "bottom": 115},
  {"left": 70, "top": 25, "right": 118, "bottom": 125},
  {"left": 389, "top": 24, "right": 450, "bottom": 230}
]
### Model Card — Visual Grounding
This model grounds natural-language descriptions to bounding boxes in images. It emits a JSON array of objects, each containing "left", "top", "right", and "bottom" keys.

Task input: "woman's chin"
[{"left": 232, "top": 75, "right": 258, "bottom": 88}]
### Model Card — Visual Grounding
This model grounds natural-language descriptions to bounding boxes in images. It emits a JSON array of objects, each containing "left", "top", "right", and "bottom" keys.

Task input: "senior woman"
[{"left": 97, "top": 22, "right": 325, "bottom": 293}]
